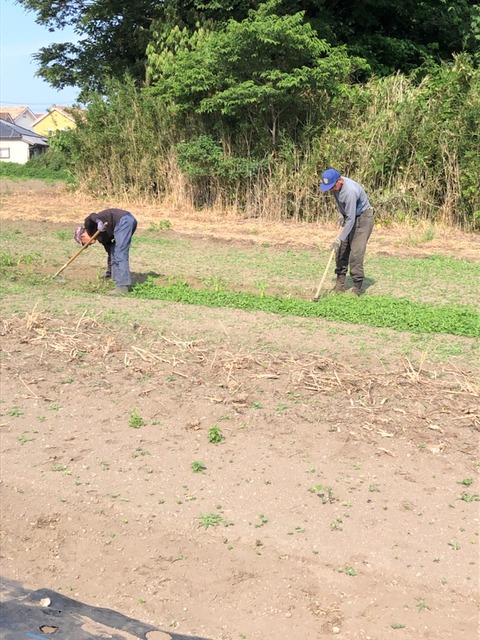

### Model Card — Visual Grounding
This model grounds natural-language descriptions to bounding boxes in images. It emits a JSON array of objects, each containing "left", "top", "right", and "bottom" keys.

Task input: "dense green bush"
[{"left": 0, "top": 155, "right": 72, "bottom": 182}]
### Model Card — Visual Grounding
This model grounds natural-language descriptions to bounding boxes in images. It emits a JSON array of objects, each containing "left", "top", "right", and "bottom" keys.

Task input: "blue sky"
[{"left": 0, "top": 1, "right": 79, "bottom": 112}]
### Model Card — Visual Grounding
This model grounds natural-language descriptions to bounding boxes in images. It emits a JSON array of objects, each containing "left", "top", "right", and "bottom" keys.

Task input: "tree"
[
  {"left": 17, "top": 0, "right": 258, "bottom": 97},
  {"left": 279, "top": 0, "right": 479, "bottom": 75},
  {"left": 147, "top": 1, "right": 361, "bottom": 150},
  {"left": 18, "top": 0, "right": 479, "bottom": 98}
]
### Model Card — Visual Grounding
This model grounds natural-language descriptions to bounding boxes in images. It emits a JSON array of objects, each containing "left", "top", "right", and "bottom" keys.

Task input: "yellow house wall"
[{"left": 33, "top": 111, "right": 76, "bottom": 136}]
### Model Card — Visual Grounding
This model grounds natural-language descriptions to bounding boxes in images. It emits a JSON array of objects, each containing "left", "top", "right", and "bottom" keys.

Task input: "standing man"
[
  {"left": 320, "top": 168, "right": 374, "bottom": 296},
  {"left": 74, "top": 208, "right": 137, "bottom": 295}
]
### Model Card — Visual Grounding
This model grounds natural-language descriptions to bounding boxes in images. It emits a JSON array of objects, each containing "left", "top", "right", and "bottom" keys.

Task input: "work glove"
[
  {"left": 96, "top": 220, "right": 106, "bottom": 232},
  {"left": 337, "top": 214, "right": 345, "bottom": 227},
  {"left": 331, "top": 237, "right": 342, "bottom": 252}
]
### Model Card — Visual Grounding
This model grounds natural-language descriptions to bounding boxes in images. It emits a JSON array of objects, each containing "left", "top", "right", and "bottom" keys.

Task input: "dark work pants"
[{"left": 335, "top": 208, "right": 374, "bottom": 285}]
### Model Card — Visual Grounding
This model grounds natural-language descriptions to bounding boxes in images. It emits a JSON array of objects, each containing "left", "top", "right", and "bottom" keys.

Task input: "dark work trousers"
[
  {"left": 111, "top": 213, "right": 137, "bottom": 287},
  {"left": 335, "top": 208, "right": 374, "bottom": 286}
]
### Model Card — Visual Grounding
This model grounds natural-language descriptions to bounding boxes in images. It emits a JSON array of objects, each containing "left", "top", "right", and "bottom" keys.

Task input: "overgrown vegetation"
[
  {"left": 0, "top": 153, "right": 73, "bottom": 183},
  {"left": 10, "top": 2, "right": 480, "bottom": 227},
  {"left": 57, "top": 54, "right": 480, "bottom": 228},
  {"left": 131, "top": 279, "right": 480, "bottom": 338}
]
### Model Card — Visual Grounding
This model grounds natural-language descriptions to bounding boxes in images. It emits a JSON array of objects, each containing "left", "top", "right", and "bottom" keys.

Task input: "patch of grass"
[
  {"left": 129, "top": 407, "right": 146, "bottom": 428},
  {"left": 131, "top": 447, "right": 151, "bottom": 458},
  {"left": 51, "top": 463, "right": 71, "bottom": 475},
  {"left": 460, "top": 493, "right": 480, "bottom": 502},
  {"left": 208, "top": 424, "right": 224, "bottom": 443},
  {"left": 196, "top": 513, "right": 229, "bottom": 529},
  {"left": 132, "top": 279, "right": 479, "bottom": 338},
  {"left": 54, "top": 230, "right": 71, "bottom": 241},
  {"left": 148, "top": 220, "right": 172, "bottom": 231}
]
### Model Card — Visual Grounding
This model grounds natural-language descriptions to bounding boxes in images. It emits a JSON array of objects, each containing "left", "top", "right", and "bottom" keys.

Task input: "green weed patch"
[
  {"left": 132, "top": 279, "right": 479, "bottom": 337},
  {"left": 0, "top": 161, "right": 72, "bottom": 183}
]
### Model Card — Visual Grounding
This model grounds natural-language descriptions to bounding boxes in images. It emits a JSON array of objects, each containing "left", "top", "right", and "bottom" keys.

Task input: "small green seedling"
[
  {"left": 255, "top": 514, "right": 268, "bottom": 528},
  {"left": 330, "top": 518, "right": 343, "bottom": 531},
  {"left": 208, "top": 424, "right": 224, "bottom": 443},
  {"left": 415, "top": 597, "right": 430, "bottom": 612},
  {"left": 129, "top": 407, "right": 146, "bottom": 428},
  {"left": 196, "top": 513, "right": 226, "bottom": 529},
  {"left": 191, "top": 461, "right": 206, "bottom": 473},
  {"left": 51, "top": 463, "right": 71, "bottom": 475},
  {"left": 132, "top": 447, "right": 151, "bottom": 458},
  {"left": 461, "top": 493, "right": 480, "bottom": 502}
]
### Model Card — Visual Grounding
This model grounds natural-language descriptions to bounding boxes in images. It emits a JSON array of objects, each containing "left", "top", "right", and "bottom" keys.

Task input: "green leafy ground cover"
[
  {"left": 132, "top": 279, "right": 479, "bottom": 338},
  {"left": 0, "top": 161, "right": 72, "bottom": 183},
  {"left": 1, "top": 221, "right": 478, "bottom": 346},
  {"left": 133, "top": 234, "right": 480, "bottom": 308}
]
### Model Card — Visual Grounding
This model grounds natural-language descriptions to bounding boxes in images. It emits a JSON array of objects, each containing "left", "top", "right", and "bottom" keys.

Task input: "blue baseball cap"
[{"left": 320, "top": 168, "right": 341, "bottom": 191}]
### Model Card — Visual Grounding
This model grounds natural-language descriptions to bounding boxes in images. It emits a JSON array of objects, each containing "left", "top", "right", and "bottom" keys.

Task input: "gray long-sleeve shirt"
[{"left": 334, "top": 177, "right": 371, "bottom": 241}]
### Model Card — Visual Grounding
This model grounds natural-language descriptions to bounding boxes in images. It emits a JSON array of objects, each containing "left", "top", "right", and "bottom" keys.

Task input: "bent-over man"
[{"left": 74, "top": 208, "right": 137, "bottom": 295}]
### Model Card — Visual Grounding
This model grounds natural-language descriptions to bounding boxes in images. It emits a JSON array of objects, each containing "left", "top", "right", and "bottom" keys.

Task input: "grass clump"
[
  {"left": 208, "top": 424, "right": 224, "bottom": 443},
  {"left": 196, "top": 513, "right": 229, "bottom": 529},
  {"left": 129, "top": 407, "right": 146, "bottom": 428},
  {"left": 132, "top": 278, "right": 479, "bottom": 338}
]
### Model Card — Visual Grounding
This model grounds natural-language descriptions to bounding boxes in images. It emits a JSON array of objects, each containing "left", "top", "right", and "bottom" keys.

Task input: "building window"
[{"left": 0, "top": 148, "right": 10, "bottom": 158}]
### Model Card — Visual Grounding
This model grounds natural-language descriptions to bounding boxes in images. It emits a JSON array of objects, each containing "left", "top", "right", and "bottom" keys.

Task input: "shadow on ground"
[
  {"left": 0, "top": 577, "right": 213, "bottom": 640},
  {"left": 344, "top": 275, "right": 376, "bottom": 293},
  {"left": 131, "top": 272, "right": 162, "bottom": 285}
]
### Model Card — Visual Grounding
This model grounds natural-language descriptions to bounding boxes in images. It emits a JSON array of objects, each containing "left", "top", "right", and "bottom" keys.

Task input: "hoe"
[
  {"left": 51, "top": 227, "right": 104, "bottom": 282},
  {"left": 312, "top": 248, "right": 335, "bottom": 302}
]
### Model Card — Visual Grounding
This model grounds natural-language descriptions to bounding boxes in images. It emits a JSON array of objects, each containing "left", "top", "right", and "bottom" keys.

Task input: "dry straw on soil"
[{"left": 2, "top": 307, "right": 478, "bottom": 453}]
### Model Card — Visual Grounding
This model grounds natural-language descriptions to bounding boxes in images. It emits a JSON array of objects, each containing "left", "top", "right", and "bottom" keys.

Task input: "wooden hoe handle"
[
  {"left": 52, "top": 226, "right": 105, "bottom": 279},
  {"left": 313, "top": 248, "right": 336, "bottom": 300}
]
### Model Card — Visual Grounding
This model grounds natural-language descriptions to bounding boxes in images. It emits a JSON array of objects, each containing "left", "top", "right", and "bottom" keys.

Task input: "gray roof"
[{"left": 0, "top": 119, "right": 49, "bottom": 146}]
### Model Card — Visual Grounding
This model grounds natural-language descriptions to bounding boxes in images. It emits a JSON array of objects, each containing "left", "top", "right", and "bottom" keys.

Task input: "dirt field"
[{"left": 1, "top": 181, "right": 479, "bottom": 640}]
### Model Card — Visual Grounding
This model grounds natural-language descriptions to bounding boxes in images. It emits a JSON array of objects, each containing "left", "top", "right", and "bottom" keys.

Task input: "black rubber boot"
[
  {"left": 351, "top": 280, "right": 363, "bottom": 296},
  {"left": 333, "top": 275, "right": 346, "bottom": 293}
]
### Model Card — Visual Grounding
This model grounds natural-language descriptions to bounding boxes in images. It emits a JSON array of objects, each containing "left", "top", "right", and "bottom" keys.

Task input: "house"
[
  {"left": 0, "top": 112, "right": 15, "bottom": 124},
  {"left": 0, "top": 106, "right": 38, "bottom": 130},
  {"left": 0, "top": 120, "right": 49, "bottom": 164},
  {"left": 33, "top": 106, "right": 77, "bottom": 136}
]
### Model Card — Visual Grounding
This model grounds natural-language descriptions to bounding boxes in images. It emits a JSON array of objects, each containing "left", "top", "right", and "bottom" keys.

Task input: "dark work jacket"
[{"left": 84, "top": 208, "right": 132, "bottom": 252}]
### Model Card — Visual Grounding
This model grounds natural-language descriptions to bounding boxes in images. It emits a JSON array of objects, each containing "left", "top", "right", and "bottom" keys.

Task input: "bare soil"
[{"left": 0, "top": 181, "right": 479, "bottom": 640}]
